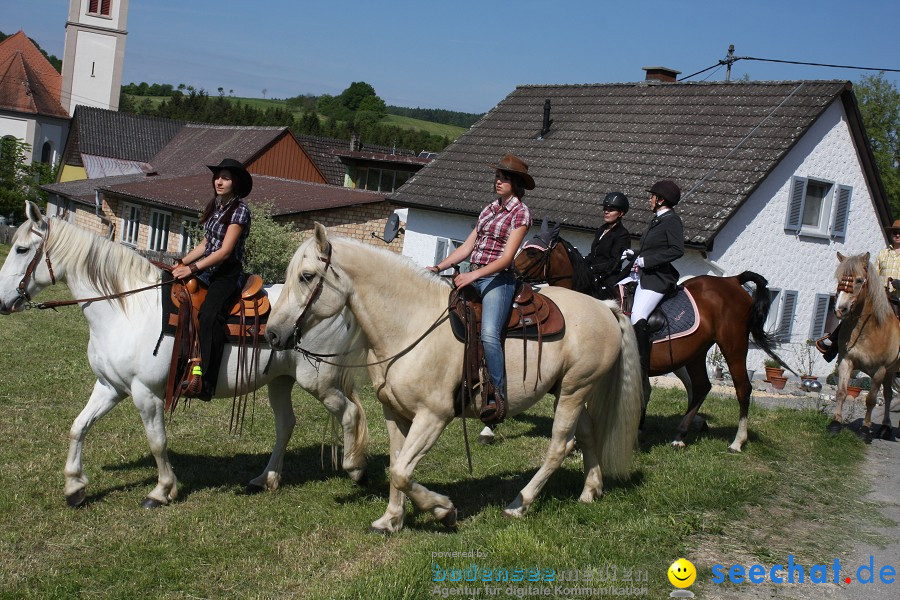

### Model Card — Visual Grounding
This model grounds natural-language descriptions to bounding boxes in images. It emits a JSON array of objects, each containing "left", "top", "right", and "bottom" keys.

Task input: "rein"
[{"left": 17, "top": 218, "right": 167, "bottom": 311}]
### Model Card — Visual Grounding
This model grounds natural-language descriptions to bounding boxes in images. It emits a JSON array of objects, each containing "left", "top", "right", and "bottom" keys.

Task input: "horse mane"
[
  {"left": 558, "top": 238, "right": 594, "bottom": 294},
  {"left": 836, "top": 254, "right": 892, "bottom": 324},
  {"left": 43, "top": 217, "right": 160, "bottom": 310}
]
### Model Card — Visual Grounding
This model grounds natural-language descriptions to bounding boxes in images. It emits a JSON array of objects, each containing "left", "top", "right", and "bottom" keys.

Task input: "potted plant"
[
  {"left": 708, "top": 345, "right": 725, "bottom": 380},
  {"left": 794, "top": 339, "right": 819, "bottom": 383},
  {"left": 763, "top": 358, "right": 785, "bottom": 382},
  {"left": 847, "top": 375, "right": 870, "bottom": 398}
]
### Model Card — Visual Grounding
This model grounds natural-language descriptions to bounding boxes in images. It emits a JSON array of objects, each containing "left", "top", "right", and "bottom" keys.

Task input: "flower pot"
[
  {"left": 846, "top": 385, "right": 863, "bottom": 398},
  {"left": 764, "top": 366, "right": 785, "bottom": 382},
  {"left": 769, "top": 375, "right": 788, "bottom": 390}
]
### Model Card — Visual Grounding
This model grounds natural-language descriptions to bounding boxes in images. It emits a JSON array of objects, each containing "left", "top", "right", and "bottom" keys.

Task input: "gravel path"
[{"left": 658, "top": 376, "right": 900, "bottom": 599}]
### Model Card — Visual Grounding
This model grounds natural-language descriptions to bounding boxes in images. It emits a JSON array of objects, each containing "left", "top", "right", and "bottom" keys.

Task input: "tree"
[
  {"left": 339, "top": 81, "right": 378, "bottom": 111},
  {"left": 0, "top": 138, "right": 54, "bottom": 224},
  {"left": 855, "top": 72, "right": 900, "bottom": 218},
  {"left": 243, "top": 204, "right": 299, "bottom": 283}
]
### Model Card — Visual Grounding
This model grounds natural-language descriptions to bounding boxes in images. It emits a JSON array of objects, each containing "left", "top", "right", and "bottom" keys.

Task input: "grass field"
[
  {"left": 123, "top": 95, "right": 467, "bottom": 140},
  {"left": 0, "top": 243, "right": 873, "bottom": 599}
]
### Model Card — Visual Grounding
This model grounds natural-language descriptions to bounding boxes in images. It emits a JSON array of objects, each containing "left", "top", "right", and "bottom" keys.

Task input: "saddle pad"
[
  {"left": 160, "top": 275, "right": 268, "bottom": 343},
  {"left": 650, "top": 287, "right": 700, "bottom": 344}
]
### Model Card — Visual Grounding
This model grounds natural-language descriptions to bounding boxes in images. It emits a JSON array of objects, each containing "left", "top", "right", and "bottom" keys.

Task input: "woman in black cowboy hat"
[
  {"left": 172, "top": 158, "right": 253, "bottom": 398},
  {"left": 426, "top": 154, "right": 534, "bottom": 423},
  {"left": 585, "top": 192, "right": 631, "bottom": 300}
]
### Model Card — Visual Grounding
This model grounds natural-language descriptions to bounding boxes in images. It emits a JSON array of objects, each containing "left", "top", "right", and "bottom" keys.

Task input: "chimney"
[
  {"left": 642, "top": 66, "right": 681, "bottom": 83},
  {"left": 539, "top": 99, "right": 553, "bottom": 138}
]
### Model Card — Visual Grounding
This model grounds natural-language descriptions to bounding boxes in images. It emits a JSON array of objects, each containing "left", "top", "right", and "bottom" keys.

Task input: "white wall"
[{"left": 67, "top": 30, "right": 117, "bottom": 113}]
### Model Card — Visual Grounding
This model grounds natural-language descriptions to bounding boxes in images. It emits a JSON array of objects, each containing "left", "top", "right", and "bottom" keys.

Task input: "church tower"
[{"left": 60, "top": 0, "right": 130, "bottom": 115}]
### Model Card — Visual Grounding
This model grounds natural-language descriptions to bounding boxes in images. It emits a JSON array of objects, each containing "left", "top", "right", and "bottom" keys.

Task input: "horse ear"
[
  {"left": 539, "top": 220, "right": 548, "bottom": 235},
  {"left": 863, "top": 251, "right": 870, "bottom": 263},
  {"left": 550, "top": 222, "right": 561, "bottom": 240},
  {"left": 837, "top": 252, "right": 846, "bottom": 263},
  {"left": 24, "top": 200, "right": 44, "bottom": 226},
  {"left": 313, "top": 222, "right": 329, "bottom": 252}
]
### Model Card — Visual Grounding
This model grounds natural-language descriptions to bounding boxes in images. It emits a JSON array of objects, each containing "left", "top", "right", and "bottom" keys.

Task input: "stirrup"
[
  {"left": 479, "top": 393, "right": 507, "bottom": 425},
  {"left": 181, "top": 359, "right": 207, "bottom": 399},
  {"left": 814, "top": 335, "right": 832, "bottom": 355}
]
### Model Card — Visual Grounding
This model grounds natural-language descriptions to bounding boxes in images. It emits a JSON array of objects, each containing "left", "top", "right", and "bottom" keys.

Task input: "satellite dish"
[{"left": 372, "top": 213, "right": 404, "bottom": 244}]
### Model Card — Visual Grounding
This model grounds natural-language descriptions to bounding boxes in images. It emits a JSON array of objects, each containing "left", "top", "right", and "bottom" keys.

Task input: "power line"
[{"left": 681, "top": 48, "right": 900, "bottom": 82}]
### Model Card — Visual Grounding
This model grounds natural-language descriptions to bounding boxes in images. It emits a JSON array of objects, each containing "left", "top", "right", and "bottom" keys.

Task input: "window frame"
[
  {"left": 434, "top": 237, "right": 469, "bottom": 272},
  {"left": 87, "top": 0, "right": 112, "bottom": 17},
  {"left": 120, "top": 203, "right": 140, "bottom": 247},
  {"left": 784, "top": 175, "right": 852, "bottom": 239},
  {"left": 148, "top": 209, "right": 171, "bottom": 252}
]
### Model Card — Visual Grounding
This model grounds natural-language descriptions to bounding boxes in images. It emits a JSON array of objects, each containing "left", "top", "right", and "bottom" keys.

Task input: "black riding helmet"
[{"left": 602, "top": 192, "right": 629, "bottom": 214}]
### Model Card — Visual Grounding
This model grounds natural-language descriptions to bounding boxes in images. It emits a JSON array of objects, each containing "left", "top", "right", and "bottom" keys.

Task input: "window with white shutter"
[
  {"left": 149, "top": 210, "right": 171, "bottom": 252},
  {"left": 121, "top": 204, "right": 140, "bottom": 247},
  {"left": 809, "top": 294, "right": 835, "bottom": 340},
  {"left": 776, "top": 290, "right": 799, "bottom": 342}
]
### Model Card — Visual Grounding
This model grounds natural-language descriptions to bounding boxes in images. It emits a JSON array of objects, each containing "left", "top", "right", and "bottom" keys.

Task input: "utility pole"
[{"left": 725, "top": 44, "right": 735, "bottom": 81}]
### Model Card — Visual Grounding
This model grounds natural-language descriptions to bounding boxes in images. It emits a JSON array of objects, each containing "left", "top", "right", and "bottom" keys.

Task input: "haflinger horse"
[
  {"left": 514, "top": 230, "right": 791, "bottom": 452},
  {"left": 828, "top": 252, "right": 899, "bottom": 440},
  {"left": 0, "top": 201, "right": 368, "bottom": 508},
  {"left": 265, "top": 223, "right": 642, "bottom": 533}
]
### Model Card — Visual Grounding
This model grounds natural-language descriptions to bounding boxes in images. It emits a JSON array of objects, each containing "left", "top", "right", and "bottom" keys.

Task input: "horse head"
[
  {"left": 0, "top": 201, "right": 54, "bottom": 314},
  {"left": 267, "top": 222, "right": 345, "bottom": 349},
  {"left": 514, "top": 222, "right": 561, "bottom": 283},
  {"left": 834, "top": 251, "right": 871, "bottom": 318}
]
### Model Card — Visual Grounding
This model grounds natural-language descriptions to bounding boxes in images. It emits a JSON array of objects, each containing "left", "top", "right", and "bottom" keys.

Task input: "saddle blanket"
[{"left": 650, "top": 287, "right": 699, "bottom": 344}]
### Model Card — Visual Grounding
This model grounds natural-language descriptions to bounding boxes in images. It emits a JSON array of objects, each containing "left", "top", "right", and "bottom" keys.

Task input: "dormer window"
[{"left": 88, "top": 0, "right": 112, "bottom": 17}]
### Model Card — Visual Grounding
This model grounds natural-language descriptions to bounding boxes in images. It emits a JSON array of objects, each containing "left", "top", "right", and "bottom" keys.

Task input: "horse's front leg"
[
  {"left": 829, "top": 359, "right": 855, "bottom": 432},
  {"left": 317, "top": 386, "right": 368, "bottom": 483},
  {"left": 130, "top": 383, "right": 177, "bottom": 508},
  {"left": 877, "top": 374, "right": 896, "bottom": 440},
  {"left": 505, "top": 395, "right": 584, "bottom": 518},
  {"left": 64, "top": 379, "right": 126, "bottom": 507},
  {"left": 370, "top": 405, "right": 411, "bottom": 533},
  {"left": 860, "top": 367, "right": 887, "bottom": 443},
  {"left": 248, "top": 376, "right": 295, "bottom": 493}
]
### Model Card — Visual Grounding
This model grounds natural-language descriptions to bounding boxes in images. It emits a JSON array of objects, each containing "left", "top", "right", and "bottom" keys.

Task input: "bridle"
[
  {"left": 17, "top": 219, "right": 56, "bottom": 304},
  {"left": 836, "top": 265, "right": 868, "bottom": 312},
  {"left": 13, "top": 217, "right": 167, "bottom": 311},
  {"left": 290, "top": 242, "right": 333, "bottom": 346}
]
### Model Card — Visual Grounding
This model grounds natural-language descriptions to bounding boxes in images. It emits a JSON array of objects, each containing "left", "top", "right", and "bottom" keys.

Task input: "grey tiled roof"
[
  {"left": 296, "top": 134, "right": 418, "bottom": 186},
  {"left": 71, "top": 106, "right": 185, "bottom": 161},
  {"left": 148, "top": 124, "right": 288, "bottom": 176},
  {"left": 390, "top": 80, "right": 863, "bottom": 247}
]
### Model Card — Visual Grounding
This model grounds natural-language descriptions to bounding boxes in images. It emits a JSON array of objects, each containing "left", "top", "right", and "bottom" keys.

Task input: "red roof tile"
[{"left": 0, "top": 31, "right": 67, "bottom": 118}]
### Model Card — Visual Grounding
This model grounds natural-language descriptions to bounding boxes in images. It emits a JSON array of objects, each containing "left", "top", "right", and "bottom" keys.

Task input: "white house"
[{"left": 389, "top": 74, "right": 891, "bottom": 378}]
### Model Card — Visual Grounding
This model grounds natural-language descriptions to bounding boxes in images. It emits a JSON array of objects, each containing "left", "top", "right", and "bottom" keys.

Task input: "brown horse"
[
  {"left": 515, "top": 231, "right": 792, "bottom": 452},
  {"left": 827, "top": 252, "right": 899, "bottom": 441}
]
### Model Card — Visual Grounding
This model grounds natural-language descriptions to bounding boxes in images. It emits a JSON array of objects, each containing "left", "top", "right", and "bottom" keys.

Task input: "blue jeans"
[{"left": 471, "top": 270, "right": 516, "bottom": 396}]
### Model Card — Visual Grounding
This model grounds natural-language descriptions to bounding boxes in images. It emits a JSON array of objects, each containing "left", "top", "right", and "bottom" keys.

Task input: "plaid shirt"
[
  {"left": 470, "top": 196, "right": 531, "bottom": 266},
  {"left": 876, "top": 246, "right": 900, "bottom": 287},
  {"left": 202, "top": 197, "right": 251, "bottom": 271}
]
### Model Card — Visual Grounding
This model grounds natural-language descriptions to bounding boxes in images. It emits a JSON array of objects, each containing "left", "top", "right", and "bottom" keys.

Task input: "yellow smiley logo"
[{"left": 668, "top": 558, "right": 696, "bottom": 588}]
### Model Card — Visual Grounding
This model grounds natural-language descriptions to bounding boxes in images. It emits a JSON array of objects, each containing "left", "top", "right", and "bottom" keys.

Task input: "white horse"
[
  {"left": 0, "top": 202, "right": 368, "bottom": 508},
  {"left": 265, "top": 224, "right": 642, "bottom": 533}
]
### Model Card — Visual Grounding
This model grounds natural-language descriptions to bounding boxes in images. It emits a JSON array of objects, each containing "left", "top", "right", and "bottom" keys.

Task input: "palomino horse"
[
  {"left": 0, "top": 202, "right": 368, "bottom": 508},
  {"left": 827, "top": 252, "right": 899, "bottom": 440},
  {"left": 514, "top": 231, "right": 791, "bottom": 452},
  {"left": 265, "top": 224, "right": 642, "bottom": 533}
]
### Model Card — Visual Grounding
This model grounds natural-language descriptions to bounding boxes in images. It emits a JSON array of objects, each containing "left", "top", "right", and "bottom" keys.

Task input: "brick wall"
[{"left": 278, "top": 201, "right": 404, "bottom": 253}]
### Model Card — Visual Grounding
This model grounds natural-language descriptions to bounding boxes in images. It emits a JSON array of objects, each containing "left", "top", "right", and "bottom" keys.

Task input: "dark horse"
[{"left": 515, "top": 230, "right": 792, "bottom": 452}]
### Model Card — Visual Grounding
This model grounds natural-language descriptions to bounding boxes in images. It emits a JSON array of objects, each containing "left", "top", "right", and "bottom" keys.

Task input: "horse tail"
[
  {"left": 338, "top": 326, "right": 370, "bottom": 467},
  {"left": 587, "top": 301, "right": 642, "bottom": 478},
  {"left": 737, "top": 271, "right": 797, "bottom": 375}
]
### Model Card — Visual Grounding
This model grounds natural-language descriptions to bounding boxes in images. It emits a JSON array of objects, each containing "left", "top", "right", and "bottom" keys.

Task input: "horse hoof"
[
  {"left": 368, "top": 525, "right": 392, "bottom": 535},
  {"left": 826, "top": 420, "right": 843, "bottom": 434},
  {"left": 858, "top": 426, "right": 874, "bottom": 445},
  {"left": 670, "top": 440, "right": 686, "bottom": 449},
  {"left": 66, "top": 489, "right": 86, "bottom": 508},
  {"left": 141, "top": 497, "right": 166, "bottom": 509},
  {"left": 478, "top": 434, "right": 495, "bottom": 446},
  {"left": 439, "top": 507, "right": 458, "bottom": 530},
  {"left": 245, "top": 483, "right": 266, "bottom": 495}
]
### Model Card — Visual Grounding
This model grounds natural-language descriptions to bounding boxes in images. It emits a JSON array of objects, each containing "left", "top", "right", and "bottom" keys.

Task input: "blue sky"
[{"left": 7, "top": 0, "right": 900, "bottom": 114}]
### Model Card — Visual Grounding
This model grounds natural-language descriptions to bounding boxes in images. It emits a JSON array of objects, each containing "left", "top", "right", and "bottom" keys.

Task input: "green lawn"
[{"left": 0, "top": 245, "right": 872, "bottom": 599}]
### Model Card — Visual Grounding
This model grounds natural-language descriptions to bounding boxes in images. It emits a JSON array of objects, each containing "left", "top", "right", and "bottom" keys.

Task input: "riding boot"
[
  {"left": 633, "top": 319, "right": 652, "bottom": 430},
  {"left": 815, "top": 323, "right": 841, "bottom": 363}
]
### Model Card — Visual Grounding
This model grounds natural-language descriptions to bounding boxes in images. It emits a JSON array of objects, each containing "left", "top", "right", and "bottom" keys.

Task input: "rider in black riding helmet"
[{"left": 585, "top": 192, "right": 631, "bottom": 300}]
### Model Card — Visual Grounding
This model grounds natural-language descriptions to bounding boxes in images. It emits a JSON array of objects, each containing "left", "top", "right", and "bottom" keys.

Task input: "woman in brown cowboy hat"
[
  {"left": 426, "top": 154, "right": 534, "bottom": 422},
  {"left": 817, "top": 219, "right": 900, "bottom": 362},
  {"left": 172, "top": 158, "right": 253, "bottom": 398}
]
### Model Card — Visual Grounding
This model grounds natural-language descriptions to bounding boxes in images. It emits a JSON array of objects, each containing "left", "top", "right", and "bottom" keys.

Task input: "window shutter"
[
  {"left": 777, "top": 290, "right": 798, "bottom": 342},
  {"left": 101, "top": 0, "right": 111, "bottom": 15},
  {"left": 433, "top": 238, "right": 448, "bottom": 267},
  {"left": 784, "top": 177, "right": 806, "bottom": 232},
  {"left": 809, "top": 293, "right": 832, "bottom": 339},
  {"left": 89, "top": 0, "right": 99, "bottom": 13},
  {"left": 831, "top": 184, "right": 852, "bottom": 238}
]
